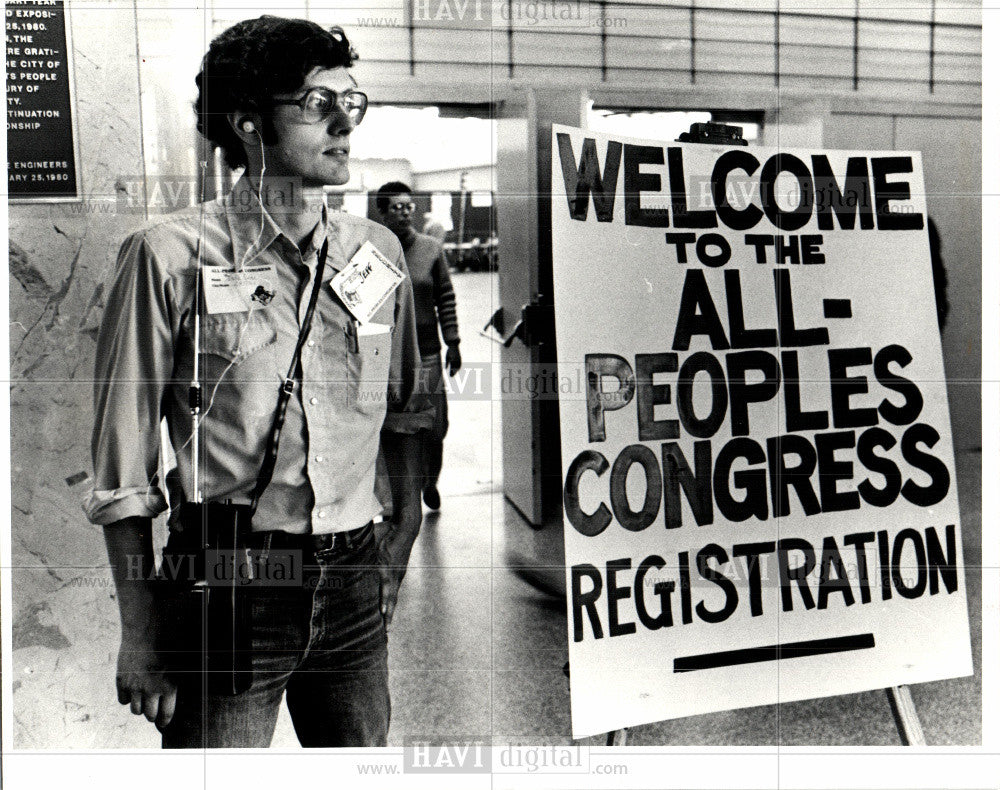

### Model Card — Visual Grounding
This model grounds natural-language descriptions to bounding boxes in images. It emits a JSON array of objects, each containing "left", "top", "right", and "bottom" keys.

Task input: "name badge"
[
  {"left": 330, "top": 241, "right": 404, "bottom": 324},
  {"left": 203, "top": 264, "right": 278, "bottom": 314}
]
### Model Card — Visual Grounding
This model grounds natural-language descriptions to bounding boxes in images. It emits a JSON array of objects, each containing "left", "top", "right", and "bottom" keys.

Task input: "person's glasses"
[
  {"left": 271, "top": 87, "right": 368, "bottom": 126},
  {"left": 388, "top": 201, "right": 416, "bottom": 213}
]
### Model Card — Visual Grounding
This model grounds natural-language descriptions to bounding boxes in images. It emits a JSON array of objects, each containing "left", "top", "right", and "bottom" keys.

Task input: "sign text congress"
[{"left": 556, "top": 134, "right": 954, "bottom": 643}]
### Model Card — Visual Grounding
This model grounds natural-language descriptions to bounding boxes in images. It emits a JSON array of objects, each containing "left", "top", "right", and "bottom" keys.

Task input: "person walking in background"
[{"left": 377, "top": 181, "right": 461, "bottom": 510}]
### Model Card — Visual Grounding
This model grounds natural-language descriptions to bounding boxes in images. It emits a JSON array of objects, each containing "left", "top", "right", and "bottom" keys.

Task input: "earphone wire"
[
  {"left": 237, "top": 128, "right": 267, "bottom": 273},
  {"left": 150, "top": 129, "right": 269, "bottom": 500},
  {"left": 139, "top": 131, "right": 272, "bottom": 509},
  {"left": 190, "top": 158, "right": 207, "bottom": 503},
  {"left": 140, "top": 160, "right": 210, "bottom": 512},
  {"left": 192, "top": 130, "right": 267, "bottom": 427}
]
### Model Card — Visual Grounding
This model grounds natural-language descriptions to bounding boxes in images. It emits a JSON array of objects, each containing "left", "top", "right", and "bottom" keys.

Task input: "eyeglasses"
[
  {"left": 388, "top": 201, "right": 416, "bottom": 213},
  {"left": 271, "top": 87, "right": 368, "bottom": 126}
]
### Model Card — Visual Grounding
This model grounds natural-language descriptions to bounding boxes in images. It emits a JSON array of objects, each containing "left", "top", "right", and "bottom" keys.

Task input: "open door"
[{"left": 495, "top": 87, "right": 586, "bottom": 525}]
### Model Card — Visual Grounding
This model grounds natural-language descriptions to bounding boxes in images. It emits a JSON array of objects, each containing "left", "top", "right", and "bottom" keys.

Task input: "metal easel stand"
[{"left": 885, "top": 685, "right": 926, "bottom": 745}]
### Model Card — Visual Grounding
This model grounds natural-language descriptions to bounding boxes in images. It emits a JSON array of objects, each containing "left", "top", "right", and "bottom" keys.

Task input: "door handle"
[
  {"left": 481, "top": 302, "right": 552, "bottom": 348},
  {"left": 480, "top": 307, "right": 522, "bottom": 347}
]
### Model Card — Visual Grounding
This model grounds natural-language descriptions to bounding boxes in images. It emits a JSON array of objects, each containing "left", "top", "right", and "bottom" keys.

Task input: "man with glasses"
[
  {"left": 376, "top": 182, "right": 462, "bottom": 512},
  {"left": 86, "top": 16, "right": 430, "bottom": 747}
]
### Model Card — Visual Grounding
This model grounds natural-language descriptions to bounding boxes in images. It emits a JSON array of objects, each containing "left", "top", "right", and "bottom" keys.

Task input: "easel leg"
[
  {"left": 606, "top": 728, "right": 628, "bottom": 746},
  {"left": 885, "top": 685, "right": 926, "bottom": 745}
]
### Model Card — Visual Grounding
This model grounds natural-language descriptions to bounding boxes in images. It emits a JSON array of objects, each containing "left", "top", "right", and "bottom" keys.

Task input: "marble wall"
[{"left": 9, "top": 0, "right": 160, "bottom": 748}]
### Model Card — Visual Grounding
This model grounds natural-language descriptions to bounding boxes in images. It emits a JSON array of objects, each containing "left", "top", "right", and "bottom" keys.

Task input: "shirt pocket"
[
  {"left": 201, "top": 311, "right": 278, "bottom": 384},
  {"left": 347, "top": 322, "right": 392, "bottom": 416}
]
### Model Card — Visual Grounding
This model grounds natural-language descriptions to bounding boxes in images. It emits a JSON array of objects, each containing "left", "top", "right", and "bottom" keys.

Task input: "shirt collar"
[
  {"left": 299, "top": 200, "right": 331, "bottom": 262},
  {"left": 224, "top": 174, "right": 331, "bottom": 269}
]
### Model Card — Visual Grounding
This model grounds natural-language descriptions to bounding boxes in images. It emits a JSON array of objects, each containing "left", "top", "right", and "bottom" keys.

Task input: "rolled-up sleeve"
[
  {"left": 383, "top": 252, "right": 434, "bottom": 434},
  {"left": 83, "top": 232, "right": 178, "bottom": 524}
]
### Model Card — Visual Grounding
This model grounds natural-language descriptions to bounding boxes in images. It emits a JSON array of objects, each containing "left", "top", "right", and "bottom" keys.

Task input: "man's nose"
[{"left": 326, "top": 104, "right": 355, "bottom": 136}]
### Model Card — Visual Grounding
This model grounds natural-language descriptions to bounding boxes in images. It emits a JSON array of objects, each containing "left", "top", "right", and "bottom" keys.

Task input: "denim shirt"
[{"left": 84, "top": 177, "right": 432, "bottom": 534}]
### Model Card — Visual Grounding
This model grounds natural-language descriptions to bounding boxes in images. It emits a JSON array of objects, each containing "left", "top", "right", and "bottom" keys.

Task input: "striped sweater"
[{"left": 401, "top": 231, "right": 460, "bottom": 355}]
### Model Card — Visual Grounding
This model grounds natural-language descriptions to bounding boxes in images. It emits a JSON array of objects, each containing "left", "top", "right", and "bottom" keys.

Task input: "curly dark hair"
[
  {"left": 194, "top": 16, "right": 359, "bottom": 170},
  {"left": 376, "top": 181, "right": 413, "bottom": 212}
]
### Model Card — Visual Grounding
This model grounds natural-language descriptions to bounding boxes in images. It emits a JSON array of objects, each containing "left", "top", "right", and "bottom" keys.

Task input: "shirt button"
[
  {"left": 307, "top": 339, "right": 316, "bottom": 347},
  {"left": 309, "top": 397, "right": 319, "bottom": 405},
  {"left": 317, "top": 510, "right": 326, "bottom": 519},
  {"left": 315, "top": 455, "right": 325, "bottom": 463}
]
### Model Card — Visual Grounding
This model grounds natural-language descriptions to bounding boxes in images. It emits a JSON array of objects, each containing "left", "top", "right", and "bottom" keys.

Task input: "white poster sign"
[{"left": 550, "top": 124, "right": 973, "bottom": 738}]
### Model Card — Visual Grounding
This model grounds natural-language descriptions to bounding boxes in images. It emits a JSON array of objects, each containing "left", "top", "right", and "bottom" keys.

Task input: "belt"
[{"left": 243, "top": 521, "right": 375, "bottom": 555}]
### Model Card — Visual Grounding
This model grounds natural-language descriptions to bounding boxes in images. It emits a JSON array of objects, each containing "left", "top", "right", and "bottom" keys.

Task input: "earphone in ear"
[{"left": 241, "top": 120, "right": 256, "bottom": 134}]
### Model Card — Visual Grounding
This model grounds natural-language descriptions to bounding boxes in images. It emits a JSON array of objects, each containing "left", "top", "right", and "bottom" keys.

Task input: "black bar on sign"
[
  {"left": 673, "top": 633, "right": 876, "bottom": 673},
  {"left": 823, "top": 298, "right": 853, "bottom": 318}
]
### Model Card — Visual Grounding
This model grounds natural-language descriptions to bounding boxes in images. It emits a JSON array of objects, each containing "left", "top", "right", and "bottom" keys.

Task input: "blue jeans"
[{"left": 158, "top": 524, "right": 389, "bottom": 748}]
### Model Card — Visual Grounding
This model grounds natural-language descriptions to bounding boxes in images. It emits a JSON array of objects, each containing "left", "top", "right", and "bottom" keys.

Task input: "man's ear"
[{"left": 228, "top": 112, "right": 262, "bottom": 143}]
